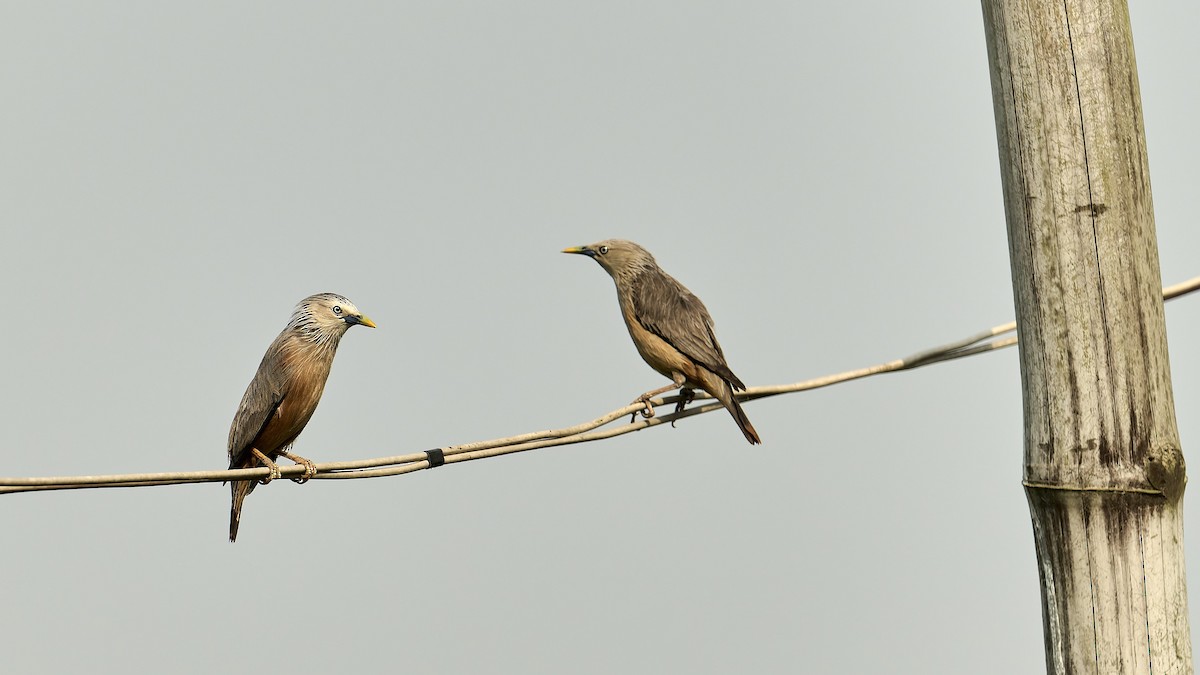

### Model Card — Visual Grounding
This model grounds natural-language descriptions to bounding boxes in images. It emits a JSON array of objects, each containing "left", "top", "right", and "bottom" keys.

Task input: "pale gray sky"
[{"left": 1, "top": 2, "right": 1197, "bottom": 673}]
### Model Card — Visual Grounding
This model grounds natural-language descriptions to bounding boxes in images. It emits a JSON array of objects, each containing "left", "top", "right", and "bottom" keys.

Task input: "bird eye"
[
  {"left": 332, "top": 306, "right": 342, "bottom": 315},
  {"left": 599, "top": 246, "right": 609, "bottom": 254}
]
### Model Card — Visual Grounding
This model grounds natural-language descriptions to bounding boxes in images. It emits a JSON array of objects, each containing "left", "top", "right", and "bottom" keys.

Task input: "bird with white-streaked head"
[
  {"left": 562, "top": 239, "right": 761, "bottom": 444},
  {"left": 227, "top": 292, "right": 376, "bottom": 542}
]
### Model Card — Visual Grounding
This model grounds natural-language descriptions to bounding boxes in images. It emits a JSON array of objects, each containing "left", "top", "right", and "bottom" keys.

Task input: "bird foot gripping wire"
[
  {"left": 279, "top": 451, "right": 318, "bottom": 484},
  {"left": 630, "top": 380, "right": 689, "bottom": 424},
  {"left": 251, "top": 449, "right": 282, "bottom": 485},
  {"left": 670, "top": 388, "right": 695, "bottom": 428},
  {"left": 630, "top": 395, "right": 657, "bottom": 423}
]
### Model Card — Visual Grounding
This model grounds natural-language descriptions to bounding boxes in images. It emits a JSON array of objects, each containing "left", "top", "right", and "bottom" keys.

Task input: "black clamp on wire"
[{"left": 425, "top": 448, "right": 446, "bottom": 468}]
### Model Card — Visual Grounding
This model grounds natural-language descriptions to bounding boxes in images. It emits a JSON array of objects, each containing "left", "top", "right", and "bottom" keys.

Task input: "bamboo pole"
[{"left": 981, "top": 0, "right": 1191, "bottom": 672}]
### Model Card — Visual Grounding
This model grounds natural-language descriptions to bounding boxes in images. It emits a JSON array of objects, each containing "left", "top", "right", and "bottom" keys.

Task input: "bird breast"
[{"left": 260, "top": 342, "right": 336, "bottom": 453}]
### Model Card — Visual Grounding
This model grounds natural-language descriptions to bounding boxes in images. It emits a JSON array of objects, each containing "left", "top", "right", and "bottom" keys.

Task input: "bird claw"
[
  {"left": 258, "top": 464, "right": 281, "bottom": 486},
  {"left": 290, "top": 458, "right": 317, "bottom": 484},
  {"left": 670, "top": 389, "right": 695, "bottom": 428},
  {"left": 629, "top": 396, "right": 656, "bottom": 423},
  {"left": 278, "top": 452, "right": 318, "bottom": 484},
  {"left": 674, "top": 388, "right": 695, "bottom": 414},
  {"left": 251, "top": 449, "right": 282, "bottom": 485}
]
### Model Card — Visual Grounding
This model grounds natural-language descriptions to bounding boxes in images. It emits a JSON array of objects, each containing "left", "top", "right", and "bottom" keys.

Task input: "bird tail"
[
  {"left": 710, "top": 378, "right": 760, "bottom": 445},
  {"left": 726, "top": 395, "right": 761, "bottom": 445},
  {"left": 229, "top": 478, "right": 256, "bottom": 542}
]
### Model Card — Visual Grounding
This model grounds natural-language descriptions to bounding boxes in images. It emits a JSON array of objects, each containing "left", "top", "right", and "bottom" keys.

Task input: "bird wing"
[
  {"left": 227, "top": 345, "right": 288, "bottom": 467},
  {"left": 631, "top": 270, "right": 746, "bottom": 390}
]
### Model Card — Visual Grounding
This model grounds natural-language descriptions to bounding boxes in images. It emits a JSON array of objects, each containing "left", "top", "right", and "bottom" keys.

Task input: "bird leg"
[
  {"left": 670, "top": 388, "right": 696, "bottom": 428},
  {"left": 251, "top": 448, "right": 282, "bottom": 485},
  {"left": 631, "top": 376, "right": 688, "bottom": 422},
  {"left": 278, "top": 450, "right": 318, "bottom": 484},
  {"left": 631, "top": 383, "right": 677, "bottom": 421}
]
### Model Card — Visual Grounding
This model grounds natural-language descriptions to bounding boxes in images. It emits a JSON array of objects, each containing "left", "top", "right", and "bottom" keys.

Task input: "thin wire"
[{"left": 2, "top": 275, "right": 1198, "bottom": 495}]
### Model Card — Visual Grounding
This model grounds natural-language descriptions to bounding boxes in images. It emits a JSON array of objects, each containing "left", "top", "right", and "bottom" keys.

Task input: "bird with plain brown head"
[
  {"left": 562, "top": 239, "right": 760, "bottom": 444},
  {"left": 227, "top": 292, "right": 376, "bottom": 542}
]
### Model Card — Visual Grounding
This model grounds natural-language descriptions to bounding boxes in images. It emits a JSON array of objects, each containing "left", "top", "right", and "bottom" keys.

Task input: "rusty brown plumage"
[
  {"left": 227, "top": 293, "right": 376, "bottom": 542},
  {"left": 563, "top": 239, "right": 760, "bottom": 444}
]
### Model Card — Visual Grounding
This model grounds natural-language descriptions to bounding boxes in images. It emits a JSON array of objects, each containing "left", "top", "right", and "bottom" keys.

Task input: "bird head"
[
  {"left": 289, "top": 293, "right": 376, "bottom": 344},
  {"left": 561, "top": 239, "right": 654, "bottom": 279}
]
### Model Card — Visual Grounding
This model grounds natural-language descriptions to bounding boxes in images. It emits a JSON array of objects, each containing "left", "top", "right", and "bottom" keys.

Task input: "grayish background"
[{"left": 1, "top": 2, "right": 1197, "bottom": 673}]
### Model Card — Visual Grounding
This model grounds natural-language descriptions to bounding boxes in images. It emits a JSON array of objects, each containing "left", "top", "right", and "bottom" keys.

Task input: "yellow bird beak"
[
  {"left": 348, "top": 314, "right": 377, "bottom": 328},
  {"left": 562, "top": 246, "right": 595, "bottom": 256}
]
